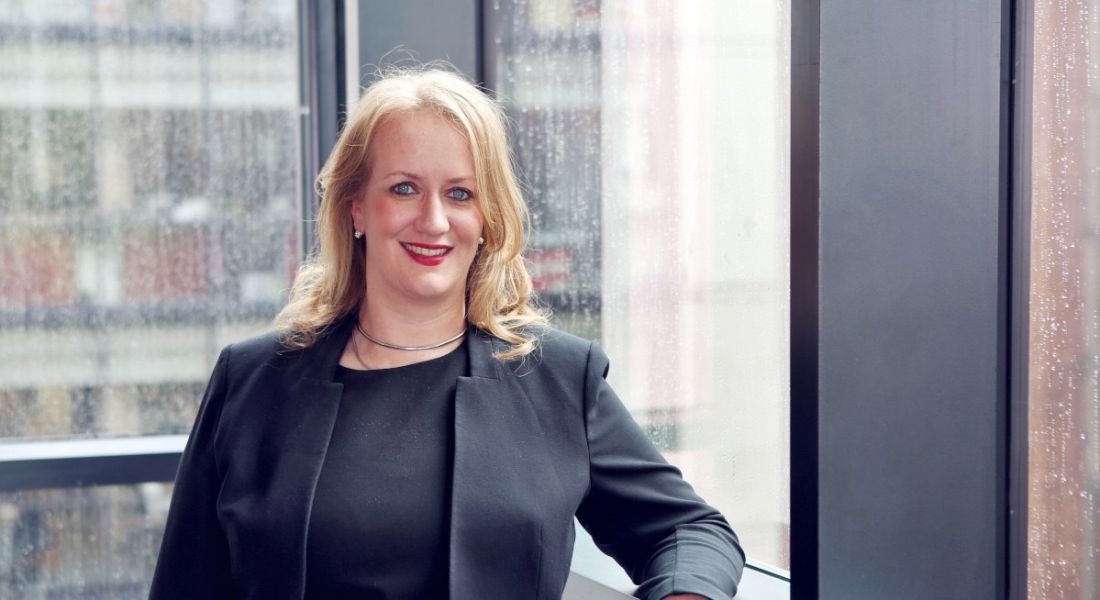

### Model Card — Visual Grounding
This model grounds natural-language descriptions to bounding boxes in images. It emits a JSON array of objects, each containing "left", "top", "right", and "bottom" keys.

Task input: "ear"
[{"left": 350, "top": 196, "right": 365, "bottom": 232}]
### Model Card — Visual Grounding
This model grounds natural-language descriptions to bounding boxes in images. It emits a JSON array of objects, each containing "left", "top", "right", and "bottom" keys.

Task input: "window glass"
[
  {"left": 0, "top": 484, "right": 173, "bottom": 598},
  {"left": 0, "top": 0, "right": 299, "bottom": 594},
  {"left": 487, "top": 0, "right": 791, "bottom": 578},
  {"left": 0, "top": 1, "right": 300, "bottom": 441},
  {"left": 1028, "top": 0, "right": 1100, "bottom": 597}
]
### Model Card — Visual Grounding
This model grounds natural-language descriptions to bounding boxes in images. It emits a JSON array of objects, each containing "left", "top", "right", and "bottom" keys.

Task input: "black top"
[{"left": 304, "top": 341, "right": 468, "bottom": 599}]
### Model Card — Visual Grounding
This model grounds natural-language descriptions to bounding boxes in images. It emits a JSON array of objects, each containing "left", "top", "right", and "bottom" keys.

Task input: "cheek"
[
  {"left": 460, "top": 212, "right": 485, "bottom": 243},
  {"left": 368, "top": 199, "right": 404, "bottom": 233}
]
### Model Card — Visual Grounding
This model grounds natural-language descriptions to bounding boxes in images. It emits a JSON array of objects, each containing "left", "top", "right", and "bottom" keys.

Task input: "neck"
[
  {"left": 359, "top": 295, "right": 467, "bottom": 342},
  {"left": 353, "top": 296, "right": 467, "bottom": 369}
]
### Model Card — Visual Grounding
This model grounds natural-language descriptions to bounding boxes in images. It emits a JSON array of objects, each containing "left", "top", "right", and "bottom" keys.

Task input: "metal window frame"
[
  {"left": 300, "top": 0, "right": 347, "bottom": 255},
  {"left": 1008, "top": 0, "right": 1033, "bottom": 598},
  {"left": 0, "top": 436, "right": 186, "bottom": 492},
  {"left": 790, "top": 0, "right": 820, "bottom": 596}
]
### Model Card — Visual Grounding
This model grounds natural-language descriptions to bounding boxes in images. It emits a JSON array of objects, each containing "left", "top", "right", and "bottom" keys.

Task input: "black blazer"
[{"left": 149, "top": 317, "right": 744, "bottom": 599}]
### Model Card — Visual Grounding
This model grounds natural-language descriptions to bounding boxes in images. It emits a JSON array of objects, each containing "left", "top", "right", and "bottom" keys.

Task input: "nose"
[{"left": 414, "top": 193, "right": 450, "bottom": 236}]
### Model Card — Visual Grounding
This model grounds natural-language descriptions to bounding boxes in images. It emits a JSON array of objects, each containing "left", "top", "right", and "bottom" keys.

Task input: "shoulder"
[
  {"left": 217, "top": 328, "right": 311, "bottom": 379},
  {"left": 536, "top": 326, "right": 611, "bottom": 373},
  {"left": 484, "top": 326, "right": 605, "bottom": 426},
  {"left": 491, "top": 325, "right": 608, "bottom": 382},
  {"left": 225, "top": 329, "right": 284, "bottom": 360},
  {"left": 532, "top": 326, "right": 593, "bottom": 358}
]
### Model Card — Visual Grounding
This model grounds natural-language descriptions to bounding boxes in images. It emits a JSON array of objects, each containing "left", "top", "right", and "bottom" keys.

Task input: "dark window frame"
[
  {"left": 790, "top": 0, "right": 820, "bottom": 595},
  {"left": 1008, "top": 2, "right": 1033, "bottom": 600}
]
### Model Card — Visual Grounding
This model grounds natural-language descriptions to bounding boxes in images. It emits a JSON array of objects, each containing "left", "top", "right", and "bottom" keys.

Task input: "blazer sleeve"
[
  {"left": 148, "top": 345, "right": 234, "bottom": 599},
  {"left": 574, "top": 341, "right": 745, "bottom": 600}
]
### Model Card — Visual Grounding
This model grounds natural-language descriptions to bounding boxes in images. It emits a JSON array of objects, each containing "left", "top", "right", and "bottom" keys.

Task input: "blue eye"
[
  {"left": 391, "top": 182, "right": 415, "bottom": 195},
  {"left": 448, "top": 188, "right": 473, "bottom": 201}
]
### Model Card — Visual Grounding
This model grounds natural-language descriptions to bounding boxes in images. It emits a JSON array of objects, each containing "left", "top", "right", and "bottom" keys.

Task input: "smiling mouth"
[{"left": 401, "top": 242, "right": 451, "bottom": 257}]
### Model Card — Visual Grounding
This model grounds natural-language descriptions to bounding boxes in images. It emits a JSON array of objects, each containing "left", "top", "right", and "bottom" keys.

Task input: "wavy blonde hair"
[{"left": 274, "top": 66, "right": 547, "bottom": 359}]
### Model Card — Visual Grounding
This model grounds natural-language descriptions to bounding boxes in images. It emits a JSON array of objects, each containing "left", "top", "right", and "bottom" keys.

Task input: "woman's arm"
[
  {"left": 148, "top": 346, "right": 235, "bottom": 599},
  {"left": 575, "top": 341, "right": 745, "bottom": 600}
]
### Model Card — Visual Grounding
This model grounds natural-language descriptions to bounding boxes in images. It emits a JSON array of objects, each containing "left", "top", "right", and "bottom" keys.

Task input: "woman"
[{"left": 149, "top": 67, "right": 744, "bottom": 600}]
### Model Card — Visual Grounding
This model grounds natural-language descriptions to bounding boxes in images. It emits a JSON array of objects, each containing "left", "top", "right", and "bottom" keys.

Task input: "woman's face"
[{"left": 351, "top": 110, "right": 484, "bottom": 309}]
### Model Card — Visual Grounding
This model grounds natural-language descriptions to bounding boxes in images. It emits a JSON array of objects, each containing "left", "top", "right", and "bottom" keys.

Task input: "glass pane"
[
  {"left": 1028, "top": 0, "right": 1100, "bottom": 597},
  {"left": 0, "top": 2, "right": 301, "bottom": 440},
  {"left": 0, "top": 483, "right": 172, "bottom": 599},
  {"left": 487, "top": 0, "right": 790, "bottom": 577}
]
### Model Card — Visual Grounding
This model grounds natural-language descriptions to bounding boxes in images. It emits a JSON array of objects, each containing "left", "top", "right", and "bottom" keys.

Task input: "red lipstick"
[{"left": 401, "top": 242, "right": 452, "bottom": 266}]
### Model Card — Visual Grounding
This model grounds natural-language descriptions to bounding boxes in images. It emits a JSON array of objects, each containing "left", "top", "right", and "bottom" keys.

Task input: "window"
[
  {"left": 0, "top": 1, "right": 300, "bottom": 594},
  {"left": 485, "top": 0, "right": 791, "bottom": 584},
  {"left": 1027, "top": 0, "right": 1100, "bottom": 597}
]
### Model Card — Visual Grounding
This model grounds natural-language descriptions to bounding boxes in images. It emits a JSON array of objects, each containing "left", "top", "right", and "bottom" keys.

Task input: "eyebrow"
[{"left": 383, "top": 171, "right": 476, "bottom": 185}]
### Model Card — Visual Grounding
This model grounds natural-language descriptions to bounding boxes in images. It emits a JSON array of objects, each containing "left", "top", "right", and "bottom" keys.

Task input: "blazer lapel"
[
  {"left": 449, "top": 327, "right": 545, "bottom": 597},
  {"left": 271, "top": 318, "right": 352, "bottom": 599}
]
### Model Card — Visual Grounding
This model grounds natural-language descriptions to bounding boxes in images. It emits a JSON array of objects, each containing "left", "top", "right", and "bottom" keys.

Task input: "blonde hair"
[{"left": 274, "top": 65, "right": 547, "bottom": 359}]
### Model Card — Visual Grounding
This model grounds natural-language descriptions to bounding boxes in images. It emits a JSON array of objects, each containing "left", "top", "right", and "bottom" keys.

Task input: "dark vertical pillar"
[
  {"left": 817, "top": 2, "right": 1011, "bottom": 598},
  {"left": 299, "top": 0, "right": 345, "bottom": 252},
  {"left": 1009, "top": 1, "right": 1033, "bottom": 597},
  {"left": 790, "top": 0, "right": 820, "bottom": 598}
]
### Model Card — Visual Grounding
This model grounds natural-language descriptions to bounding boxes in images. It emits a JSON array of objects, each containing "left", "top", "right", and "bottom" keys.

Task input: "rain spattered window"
[
  {"left": 0, "top": 1, "right": 300, "bottom": 596},
  {"left": 1028, "top": 0, "right": 1100, "bottom": 597},
  {"left": 485, "top": 0, "right": 791, "bottom": 585}
]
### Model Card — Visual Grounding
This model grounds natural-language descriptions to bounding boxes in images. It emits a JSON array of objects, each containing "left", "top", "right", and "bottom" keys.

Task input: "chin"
[{"left": 402, "top": 278, "right": 464, "bottom": 304}]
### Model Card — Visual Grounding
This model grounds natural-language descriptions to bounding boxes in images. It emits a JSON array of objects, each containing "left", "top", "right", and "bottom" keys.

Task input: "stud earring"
[
  {"left": 478, "top": 237, "right": 485, "bottom": 245},
  {"left": 354, "top": 230, "right": 363, "bottom": 239}
]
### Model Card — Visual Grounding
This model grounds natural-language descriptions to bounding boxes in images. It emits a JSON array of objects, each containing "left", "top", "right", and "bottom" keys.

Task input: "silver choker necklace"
[{"left": 355, "top": 321, "right": 466, "bottom": 351}]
